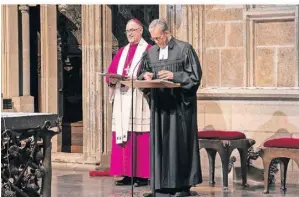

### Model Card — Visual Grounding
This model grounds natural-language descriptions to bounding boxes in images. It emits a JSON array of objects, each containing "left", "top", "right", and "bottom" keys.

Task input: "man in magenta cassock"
[{"left": 106, "top": 18, "right": 151, "bottom": 187}]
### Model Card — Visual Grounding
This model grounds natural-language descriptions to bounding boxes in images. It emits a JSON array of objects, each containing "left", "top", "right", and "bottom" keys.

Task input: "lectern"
[
  {"left": 121, "top": 79, "right": 180, "bottom": 197},
  {"left": 120, "top": 79, "right": 180, "bottom": 88}
]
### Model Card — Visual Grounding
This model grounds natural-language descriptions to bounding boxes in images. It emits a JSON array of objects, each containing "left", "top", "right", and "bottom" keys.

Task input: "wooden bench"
[
  {"left": 259, "top": 137, "right": 299, "bottom": 194},
  {"left": 198, "top": 130, "right": 255, "bottom": 190}
]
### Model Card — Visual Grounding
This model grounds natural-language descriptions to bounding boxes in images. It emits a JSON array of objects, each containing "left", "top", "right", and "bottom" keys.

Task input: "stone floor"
[{"left": 51, "top": 168, "right": 299, "bottom": 197}]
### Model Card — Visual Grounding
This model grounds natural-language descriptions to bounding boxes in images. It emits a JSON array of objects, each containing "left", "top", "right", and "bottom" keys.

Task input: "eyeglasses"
[
  {"left": 124, "top": 28, "right": 140, "bottom": 34},
  {"left": 150, "top": 34, "right": 165, "bottom": 42}
]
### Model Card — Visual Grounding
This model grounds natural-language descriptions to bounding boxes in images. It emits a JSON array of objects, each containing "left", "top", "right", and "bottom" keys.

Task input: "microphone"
[{"left": 128, "top": 51, "right": 148, "bottom": 79}]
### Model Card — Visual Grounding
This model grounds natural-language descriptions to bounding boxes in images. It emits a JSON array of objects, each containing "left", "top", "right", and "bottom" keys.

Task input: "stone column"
[
  {"left": 40, "top": 5, "right": 59, "bottom": 152},
  {"left": 81, "top": 5, "right": 112, "bottom": 168},
  {"left": 1, "top": 5, "right": 19, "bottom": 100},
  {"left": 159, "top": 5, "right": 202, "bottom": 50},
  {"left": 296, "top": 5, "right": 299, "bottom": 87},
  {"left": 7, "top": 5, "right": 35, "bottom": 112},
  {"left": 100, "top": 5, "right": 113, "bottom": 168},
  {"left": 159, "top": 5, "right": 204, "bottom": 86},
  {"left": 40, "top": 5, "right": 58, "bottom": 113},
  {"left": 19, "top": 5, "right": 31, "bottom": 96}
]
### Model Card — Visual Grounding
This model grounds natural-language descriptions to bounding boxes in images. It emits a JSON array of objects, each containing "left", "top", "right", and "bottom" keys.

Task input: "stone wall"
[
  {"left": 197, "top": 93, "right": 299, "bottom": 179},
  {"left": 198, "top": 5, "right": 299, "bottom": 179},
  {"left": 204, "top": 5, "right": 245, "bottom": 87},
  {"left": 203, "top": 5, "right": 298, "bottom": 88},
  {"left": 160, "top": 4, "right": 299, "bottom": 180}
]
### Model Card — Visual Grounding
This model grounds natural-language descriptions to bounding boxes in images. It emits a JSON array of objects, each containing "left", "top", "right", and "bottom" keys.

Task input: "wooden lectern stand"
[
  {"left": 101, "top": 74, "right": 180, "bottom": 196},
  {"left": 121, "top": 79, "right": 180, "bottom": 197}
]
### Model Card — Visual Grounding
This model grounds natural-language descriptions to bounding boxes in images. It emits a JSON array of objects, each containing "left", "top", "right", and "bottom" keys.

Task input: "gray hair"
[{"left": 149, "top": 19, "right": 169, "bottom": 33}]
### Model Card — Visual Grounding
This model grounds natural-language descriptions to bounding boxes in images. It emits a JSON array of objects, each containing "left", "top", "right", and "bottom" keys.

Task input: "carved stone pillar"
[
  {"left": 1, "top": 5, "right": 19, "bottom": 99},
  {"left": 39, "top": 5, "right": 59, "bottom": 152},
  {"left": 296, "top": 5, "right": 299, "bottom": 86},
  {"left": 1, "top": 5, "right": 34, "bottom": 112},
  {"left": 101, "top": 5, "right": 113, "bottom": 168},
  {"left": 159, "top": 5, "right": 204, "bottom": 86},
  {"left": 81, "top": 5, "right": 112, "bottom": 167},
  {"left": 6, "top": 5, "right": 35, "bottom": 112},
  {"left": 40, "top": 5, "right": 58, "bottom": 113},
  {"left": 19, "top": 5, "right": 31, "bottom": 96},
  {"left": 159, "top": 5, "right": 202, "bottom": 49}
]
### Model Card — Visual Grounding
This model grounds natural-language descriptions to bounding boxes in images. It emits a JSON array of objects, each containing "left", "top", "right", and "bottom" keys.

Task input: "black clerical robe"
[{"left": 138, "top": 37, "right": 203, "bottom": 192}]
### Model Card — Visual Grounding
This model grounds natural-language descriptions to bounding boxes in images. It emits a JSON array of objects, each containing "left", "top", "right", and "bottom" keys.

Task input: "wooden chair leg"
[
  {"left": 262, "top": 158, "right": 272, "bottom": 194},
  {"left": 238, "top": 148, "right": 249, "bottom": 188},
  {"left": 294, "top": 159, "right": 299, "bottom": 172},
  {"left": 206, "top": 148, "right": 217, "bottom": 186},
  {"left": 279, "top": 158, "right": 290, "bottom": 193},
  {"left": 218, "top": 148, "right": 230, "bottom": 191}
]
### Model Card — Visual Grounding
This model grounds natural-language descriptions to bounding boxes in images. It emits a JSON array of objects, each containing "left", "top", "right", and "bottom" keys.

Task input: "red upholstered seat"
[
  {"left": 198, "top": 130, "right": 246, "bottom": 140},
  {"left": 264, "top": 138, "right": 299, "bottom": 149}
]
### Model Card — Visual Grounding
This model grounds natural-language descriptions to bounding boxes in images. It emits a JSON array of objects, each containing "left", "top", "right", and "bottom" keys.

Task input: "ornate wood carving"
[{"left": 1, "top": 118, "right": 61, "bottom": 197}]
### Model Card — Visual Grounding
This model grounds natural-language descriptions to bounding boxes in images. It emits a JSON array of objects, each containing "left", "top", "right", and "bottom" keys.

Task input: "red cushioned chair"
[
  {"left": 259, "top": 137, "right": 299, "bottom": 194},
  {"left": 198, "top": 130, "right": 255, "bottom": 190}
]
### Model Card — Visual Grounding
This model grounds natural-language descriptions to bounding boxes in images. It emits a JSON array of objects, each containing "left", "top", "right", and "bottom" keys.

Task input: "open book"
[
  {"left": 99, "top": 72, "right": 129, "bottom": 80},
  {"left": 120, "top": 79, "right": 180, "bottom": 88}
]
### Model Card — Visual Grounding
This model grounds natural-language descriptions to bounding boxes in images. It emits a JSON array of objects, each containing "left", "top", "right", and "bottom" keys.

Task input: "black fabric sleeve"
[{"left": 172, "top": 45, "right": 202, "bottom": 93}]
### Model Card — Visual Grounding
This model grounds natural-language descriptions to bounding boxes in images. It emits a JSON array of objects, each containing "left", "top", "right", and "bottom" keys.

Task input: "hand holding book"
[{"left": 99, "top": 72, "right": 129, "bottom": 80}]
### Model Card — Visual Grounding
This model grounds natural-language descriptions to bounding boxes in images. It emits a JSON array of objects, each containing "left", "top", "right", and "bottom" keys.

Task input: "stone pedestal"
[{"left": 12, "top": 95, "right": 34, "bottom": 112}]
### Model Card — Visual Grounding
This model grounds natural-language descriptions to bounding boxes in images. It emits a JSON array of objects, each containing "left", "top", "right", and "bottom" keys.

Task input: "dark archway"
[
  {"left": 29, "top": 5, "right": 40, "bottom": 112},
  {"left": 110, "top": 5, "right": 159, "bottom": 56}
]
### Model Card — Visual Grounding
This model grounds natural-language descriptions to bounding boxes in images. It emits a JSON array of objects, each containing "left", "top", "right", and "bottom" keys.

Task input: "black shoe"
[
  {"left": 174, "top": 191, "right": 191, "bottom": 197},
  {"left": 115, "top": 176, "right": 132, "bottom": 186},
  {"left": 134, "top": 178, "right": 149, "bottom": 187}
]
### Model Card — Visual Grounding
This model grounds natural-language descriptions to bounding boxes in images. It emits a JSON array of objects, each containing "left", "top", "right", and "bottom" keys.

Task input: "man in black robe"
[{"left": 138, "top": 19, "right": 202, "bottom": 197}]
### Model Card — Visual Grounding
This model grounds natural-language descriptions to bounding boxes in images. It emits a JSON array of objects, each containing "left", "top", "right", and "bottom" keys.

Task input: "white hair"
[{"left": 149, "top": 19, "right": 169, "bottom": 33}]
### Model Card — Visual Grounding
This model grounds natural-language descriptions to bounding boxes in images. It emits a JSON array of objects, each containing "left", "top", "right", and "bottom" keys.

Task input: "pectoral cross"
[{"left": 124, "top": 66, "right": 130, "bottom": 76}]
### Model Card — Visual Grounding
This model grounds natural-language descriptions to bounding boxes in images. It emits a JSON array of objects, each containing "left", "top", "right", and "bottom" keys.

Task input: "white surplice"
[{"left": 109, "top": 38, "right": 150, "bottom": 144}]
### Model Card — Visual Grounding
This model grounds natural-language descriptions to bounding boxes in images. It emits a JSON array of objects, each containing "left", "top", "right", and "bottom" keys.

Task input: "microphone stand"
[
  {"left": 153, "top": 89, "right": 156, "bottom": 197},
  {"left": 131, "top": 54, "right": 156, "bottom": 197},
  {"left": 128, "top": 53, "right": 147, "bottom": 197}
]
